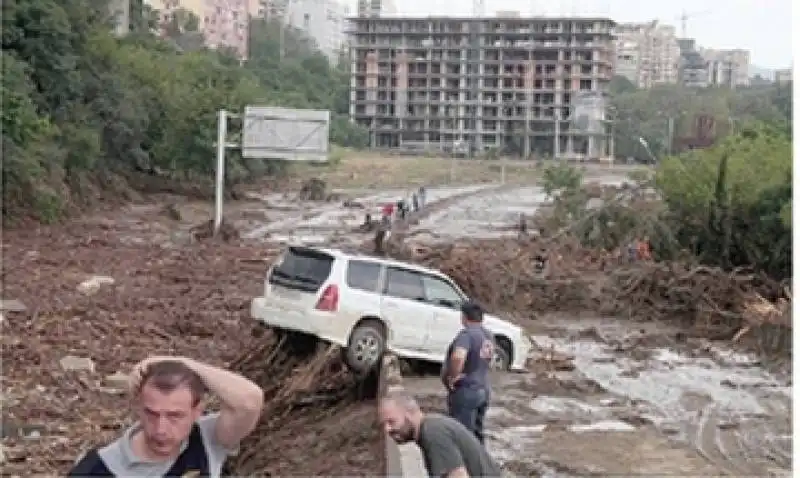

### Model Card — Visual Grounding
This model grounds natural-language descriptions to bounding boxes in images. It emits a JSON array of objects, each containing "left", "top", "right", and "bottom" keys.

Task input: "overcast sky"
[{"left": 352, "top": 0, "right": 792, "bottom": 69}]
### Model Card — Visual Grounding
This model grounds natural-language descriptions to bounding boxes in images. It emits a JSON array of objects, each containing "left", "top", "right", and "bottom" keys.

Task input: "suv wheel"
[
  {"left": 491, "top": 343, "right": 511, "bottom": 371},
  {"left": 346, "top": 322, "right": 386, "bottom": 374}
]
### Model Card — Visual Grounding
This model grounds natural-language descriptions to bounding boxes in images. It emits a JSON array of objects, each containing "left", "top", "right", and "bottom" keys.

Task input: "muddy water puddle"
[
  {"left": 240, "top": 184, "right": 494, "bottom": 245},
  {"left": 415, "top": 178, "right": 627, "bottom": 241},
  {"left": 405, "top": 316, "right": 791, "bottom": 476}
]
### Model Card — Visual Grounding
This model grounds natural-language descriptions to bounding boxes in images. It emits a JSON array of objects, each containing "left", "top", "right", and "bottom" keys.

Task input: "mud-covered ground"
[
  {"left": 406, "top": 315, "right": 791, "bottom": 476},
  {"left": 394, "top": 180, "right": 792, "bottom": 477},
  {"left": 0, "top": 179, "right": 500, "bottom": 475}
]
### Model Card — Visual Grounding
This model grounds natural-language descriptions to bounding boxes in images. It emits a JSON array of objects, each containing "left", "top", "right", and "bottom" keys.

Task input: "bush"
[
  {"left": 1, "top": 1, "right": 361, "bottom": 223},
  {"left": 655, "top": 124, "right": 791, "bottom": 279}
]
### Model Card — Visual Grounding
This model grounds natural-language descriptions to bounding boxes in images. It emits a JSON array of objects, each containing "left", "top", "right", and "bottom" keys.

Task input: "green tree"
[
  {"left": 1, "top": 0, "right": 365, "bottom": 224},
  {"left": 655, "top": 124, "right": 791, "bottom": 278}
]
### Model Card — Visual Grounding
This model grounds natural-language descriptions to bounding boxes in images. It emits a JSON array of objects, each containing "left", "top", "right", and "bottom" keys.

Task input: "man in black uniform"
[{"left": 441, "top": 301, "right": 494, "bottom": 444}]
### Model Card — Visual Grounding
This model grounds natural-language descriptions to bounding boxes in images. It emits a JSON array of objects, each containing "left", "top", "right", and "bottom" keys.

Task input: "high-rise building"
[
  {"left": 702, "top": 48, "right": 750, "bottom": 88},
  {"left": 109, "top": 0, "right": 130, "bottom": 36},
  {"left": 250, "top": 0, "right": 349, "bottom": 60},
  {"left": 356, "top": 0, "right": 396, "bottom": 18},
  {"left": 613, "top": 21, "right": 680, "bottom": 88},
  {"left": 348, "top": 16, "right": 616, "bottom": 159},
  {"left": 775, "top": 68, "right": 792, "bottom": 85},
  {"left": 146, "top": 0, "right": 250, "bottom": 59}
]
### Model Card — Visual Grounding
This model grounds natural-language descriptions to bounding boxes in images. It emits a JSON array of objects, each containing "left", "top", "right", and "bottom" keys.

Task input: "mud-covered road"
[
  {"left": 395, "top": 177, "right": 792, "bottom": 477},
  {"left": 406, "top": 316, "right": 791, "bottom": 476}
]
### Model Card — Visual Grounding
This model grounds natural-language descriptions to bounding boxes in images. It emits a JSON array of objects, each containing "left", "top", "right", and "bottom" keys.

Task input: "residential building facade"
[
  {"left": 774, "top": 68, "right": 792, "bottom": 85},
  {"left": 250, "top": 0, "right": 349, "bottom": 60},
  {"left": 348, "top": 16, "right": 616, "bottom": 160},
  {"left": 613, "top": 21, "right": 680, "bottom": 88},
  {"left": 146, "top": 0, "right": 250, "bottom": 59},
  {"left": 356, "top": 0, "right": 396, "bottom": 18},
  {"left": 702, "top": 48, "right": 750, "bottom": 88}
]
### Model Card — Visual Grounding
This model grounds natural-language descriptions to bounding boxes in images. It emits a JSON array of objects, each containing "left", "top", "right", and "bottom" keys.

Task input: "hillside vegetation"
[
  {"left": 609, "top": 75, "right": 792, "bottom": 161},
  {"left": 2, "top": 0, "right": 365, "bottom": 224}
]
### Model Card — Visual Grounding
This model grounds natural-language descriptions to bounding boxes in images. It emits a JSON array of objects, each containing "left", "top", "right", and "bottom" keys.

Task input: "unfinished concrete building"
[{"left": 348, "top": 16, "right": 616, "bottom": 159}]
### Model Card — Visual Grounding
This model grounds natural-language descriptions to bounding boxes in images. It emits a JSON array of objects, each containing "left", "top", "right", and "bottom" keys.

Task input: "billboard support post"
[
  {"left": 214, "top": 109, "right": 228, "bottom": 237},
  {"left": 212, "top": 106, "right": 331, "bottom": 237}
]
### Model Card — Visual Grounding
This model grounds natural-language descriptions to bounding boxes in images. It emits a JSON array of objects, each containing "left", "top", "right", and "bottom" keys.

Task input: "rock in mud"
[
  {"left": 103, "top": 371, "right": 129, "bottom": 390},
  {"left": 59, "top": 355, "right": 95, "bottom": 373},
  {"left": 77, "top": 276, "right": 115, "bottom": 295},
  {"left": 0, "top": 299, "right": 27, "bottom": 313}
]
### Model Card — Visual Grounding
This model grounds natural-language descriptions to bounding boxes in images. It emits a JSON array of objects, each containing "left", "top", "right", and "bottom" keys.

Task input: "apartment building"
[
  {"left": 614, "top": 21, "right": 680, "bottom": 88},
  {"left": 109, "top": 0, "right": 130, "bottom": 36},
  {"left": 775, "top": 68, "right": 792, "bottom": 85},
  {"left": 356, "top": 0, "right": 396, "bottom": 18},
  {"left": 146, "top": 0, "right": 249, "bottom": 59},
  {"left": 251, "top": 0, "right": 349, "bottom": 60},
  {"left": 703, "top": 48, "right": 750, "bottom": 88},
  {"left": 348, "top": 16, "right": 616, "bottom": 159}
]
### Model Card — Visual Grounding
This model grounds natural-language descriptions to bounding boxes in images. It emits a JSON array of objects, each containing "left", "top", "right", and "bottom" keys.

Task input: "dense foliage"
[
  {"left": 609, "top": 75, "right": 792, "bottom": 161},
  {"left": 1, "top": 0, "right": 365, "bottom": 223},
  {"left": 655, "top": 124, "right": 791, "bottom": 279}
]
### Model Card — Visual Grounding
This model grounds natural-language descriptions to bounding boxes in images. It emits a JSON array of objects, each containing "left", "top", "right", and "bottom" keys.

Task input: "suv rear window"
[
  {"left": 346, "top": 260, "right": 382, "bottom": 292},
  {"left": 269, "top": 247, "right": 334, "bottom": 292}
]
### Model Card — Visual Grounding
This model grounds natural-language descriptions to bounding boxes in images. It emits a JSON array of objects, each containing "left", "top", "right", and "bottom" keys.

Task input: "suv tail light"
[{"left": 315, "top": 284, "right": 339, "bottom": 312}]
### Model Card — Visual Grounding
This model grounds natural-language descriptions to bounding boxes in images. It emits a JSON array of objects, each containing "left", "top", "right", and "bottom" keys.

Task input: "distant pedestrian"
[
  {"left": 637, "top": 235, "right": 652, "bottom": 261},
  {"left": 381, "top": 202, "right": 395, "bottom": 225},
  {"left": 379, "top": 391, "right": 502, "bottom": 478},
  {"left": 441, "top": 301, "right": 494, "bottom": 445},
  {"left": 418, "top": 186, "right": 427, "bottom": 209},
  {"left": 411, "top": 193, "right": 419, "bottom": 212},
  {"left": 396, "top": 199, "right": 406, "bottom": 220}
]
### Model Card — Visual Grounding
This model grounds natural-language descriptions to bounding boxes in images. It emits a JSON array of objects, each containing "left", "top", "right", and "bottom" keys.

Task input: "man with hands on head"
[{"left": 69, "top": 355, "right": 264, "bottom": 477}]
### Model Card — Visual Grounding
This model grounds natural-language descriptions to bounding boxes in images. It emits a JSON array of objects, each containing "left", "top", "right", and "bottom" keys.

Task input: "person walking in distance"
[
  {"left": 441, "top": 301, "right": 494, "bottom": 445},
  {"left": 418, "top": 185, "right": 427, "bottom": 209},
  {"left": 379, "top": 391, "right": 502, "bottom": 478},
  {"left": 68, "top": 356, "right": 264, "bottom": 477}
]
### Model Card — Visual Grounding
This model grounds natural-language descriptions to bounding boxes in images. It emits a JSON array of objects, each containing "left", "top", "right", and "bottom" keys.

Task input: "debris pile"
[
  {"left": 226, "top": 338, "right": 383, "bottom": 476},
  {"left": 298, "top": 178, "right": 328, "bottom": 201},
  {"left": 1, "top": 227, "right": 382, "bottom": 476},
  {"left": 388, "top": 235, "right": 791, "bottom": 357},
  {"left": 189, "top": 218, "right": 241, "bottom": 241}
]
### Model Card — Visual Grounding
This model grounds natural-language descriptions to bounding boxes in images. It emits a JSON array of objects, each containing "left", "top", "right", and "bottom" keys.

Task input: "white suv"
[{"left": 251, "top": 245, "right": 531, "bottom": 374}]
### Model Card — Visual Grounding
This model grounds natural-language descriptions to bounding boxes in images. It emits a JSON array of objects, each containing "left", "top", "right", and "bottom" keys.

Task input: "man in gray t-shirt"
[
  {"left": 379, "top": 391, "right": 502, "bottom": 478},
  {"left": 68, "top": 356, "right": 264, "bottom": 477}
]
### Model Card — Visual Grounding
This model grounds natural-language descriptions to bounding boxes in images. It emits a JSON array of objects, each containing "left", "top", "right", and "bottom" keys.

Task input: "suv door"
[
  {"left": 421, "top": 274, "right": 466, "bottom": 355},
  {"left": 380, "top": 267, "right": 434, "bottom": 352}
]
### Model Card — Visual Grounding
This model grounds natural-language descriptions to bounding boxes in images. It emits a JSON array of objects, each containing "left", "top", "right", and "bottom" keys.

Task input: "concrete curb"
[{"left": 381, "top": 354, "right": 427, "bottom": 478}]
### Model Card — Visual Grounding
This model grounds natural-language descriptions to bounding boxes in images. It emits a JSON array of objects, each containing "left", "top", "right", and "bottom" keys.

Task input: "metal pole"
[
  {"left": 554, "top": 108, "right": 561, "bottom": 160},
  {"left": 214, "top": 109, "right": 227, "bottom": 236},
  {"left": 450, "top": 149, "right": 456, "bottom": 183},
  {"left": 667, "top": 116, "right": 674, "bottom": 156}
]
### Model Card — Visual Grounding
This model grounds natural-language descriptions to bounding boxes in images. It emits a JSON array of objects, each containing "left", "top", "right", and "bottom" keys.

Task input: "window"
[
  {"left": 269, "top": 247, "right": 334, "bottom": 292},
  {"left": 303, "top": 13, "right": 310, "bottom": 29},
  {"left": 422, "top": 275, "right": 463, "bottom": 308},
  {"left": 385, "top": 267, "right": 425, "bottom": 301},
  {"left": 346, "top": 260, "right": 382, "bottom": 292}
]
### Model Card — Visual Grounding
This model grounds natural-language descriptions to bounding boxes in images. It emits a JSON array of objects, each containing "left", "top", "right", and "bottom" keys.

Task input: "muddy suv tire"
[
  {"left": 345, "top": 322, "right": 386, "bottom": 375},
  {"left": 491, "top": 342, "right": 511, "bottom": 371}
]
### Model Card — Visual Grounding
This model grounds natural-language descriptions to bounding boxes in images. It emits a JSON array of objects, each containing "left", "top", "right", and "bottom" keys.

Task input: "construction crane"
[{"left": 676, "top": 9, "right": 712, "bottom": 38}]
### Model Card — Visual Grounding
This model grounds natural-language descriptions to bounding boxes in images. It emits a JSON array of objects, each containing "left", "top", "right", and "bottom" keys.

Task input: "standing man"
[
  {"left": 69, "top": 356, "right": 264, "bottom": 477},
  {"left": 441, "top": 301, "right": 494, "bottom": 444},
  {"left": 379, "top": 391, "right": 502, "bottom": 478},
  {"left": 418, "top": 185, "right": 427, "bottom": 209}
]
